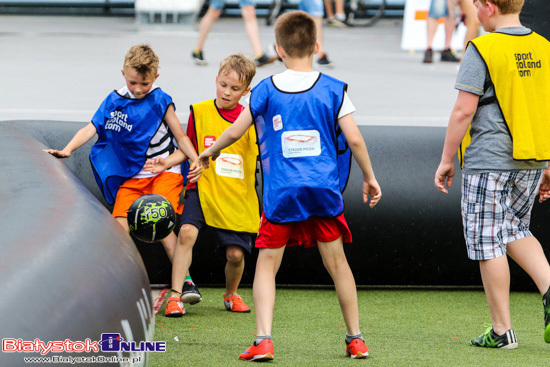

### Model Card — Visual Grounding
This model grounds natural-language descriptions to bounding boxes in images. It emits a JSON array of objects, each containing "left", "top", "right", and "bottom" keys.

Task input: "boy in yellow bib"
[
  {"left": 435, "top": 0, "right": 550, "bottom": 348},
  {"left": 146, "top": 54, "right": 259, "bottom": 316}
]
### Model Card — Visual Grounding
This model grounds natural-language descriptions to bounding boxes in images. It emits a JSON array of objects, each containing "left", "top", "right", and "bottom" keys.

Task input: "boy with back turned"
[
  {"left": 198, "top": 10, "right": 381, "bottom": 361},
  {"left": 435, "top": 0, "right": 550, "bottom": 348}
]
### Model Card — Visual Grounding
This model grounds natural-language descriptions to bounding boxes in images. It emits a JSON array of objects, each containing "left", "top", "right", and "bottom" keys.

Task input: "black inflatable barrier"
[
  {"left": 521, "top": 0, "right": 550, "bottom": 41},
  {"left": 10, "top": 120, "right": 550, "bottom": 292},
  {"left": 0, "top": 121, "right": 155, "bottom": 366}
]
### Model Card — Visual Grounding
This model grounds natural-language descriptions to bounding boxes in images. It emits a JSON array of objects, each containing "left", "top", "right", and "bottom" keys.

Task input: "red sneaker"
[
  {"left": 223, "top": 293, "right": 251, "bottom": 313},
  {"left": 164, "top": 297, "right": 185, "bottom": 317},
  {"left": 239, "top": 339, "right": 274, "bottom": 361},
  {"left": 346, "top": 338, "right": 369, "bottom": 359}
]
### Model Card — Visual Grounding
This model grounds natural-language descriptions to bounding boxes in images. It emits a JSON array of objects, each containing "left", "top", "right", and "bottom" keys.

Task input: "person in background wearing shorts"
[
  {"left": 45, "top": 44, "right": 202, "bottom": 261},
  {"left": 198, "top": 11, "right": 381, "bottom": 361},
  {"left": 192, "top": 0, "right": 273, "bottom": 67},
  {"left": 300, "top": 0, "right": 335, "bottom": 68},
  {"left": 423, "top": 0, "right": 461, "bottom": 63},
  {"left": 146, "top": 54, "right": 259, "bottom": 317},
  {"left": 435, "top": 0, "right": 550, "bottom": 348}
]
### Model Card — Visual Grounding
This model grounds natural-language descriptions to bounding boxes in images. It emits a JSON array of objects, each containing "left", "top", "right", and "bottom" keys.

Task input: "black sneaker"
[
  {"left": 440, "top": 49, "right": 460, "bottom": 62},
  {"left": 254, "top": 53, "right": 277, "bottom": 67},
  {"left": 470, "top": 325, "right": 518, "bottom": 349},
  {"left": 423, "top": 48, "right": 433, "bottom": 63},
  {"left": 317, "top": 53, "right": 334, "bottom": 68},
  {"left": 543, "top": 287, "right": 550, "bottom": 343},
  {"left": 192, "top": 50, "right": 207, "bottom": 66},
  {"left": 181, "top": 282, "right": 202, "bottom": 305}
]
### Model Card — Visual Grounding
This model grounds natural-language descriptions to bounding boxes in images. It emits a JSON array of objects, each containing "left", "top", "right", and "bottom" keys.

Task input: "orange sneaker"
[
  {"left": 164, "top": 296, "right": 185, "bottom": 317},
  {"left": 239, "top": 339, "right": 274, "bottom": 361},
  {"left": 346, "top": 338, "right": 369, "bottom": 359},
  {"left": 223, "top": 293, "right": 251, "bottom": 313}
]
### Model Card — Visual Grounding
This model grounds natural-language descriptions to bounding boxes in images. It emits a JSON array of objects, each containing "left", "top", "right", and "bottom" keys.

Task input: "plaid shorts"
[{"left": 461, "top": 170, "right": 543, "bottom": 260}]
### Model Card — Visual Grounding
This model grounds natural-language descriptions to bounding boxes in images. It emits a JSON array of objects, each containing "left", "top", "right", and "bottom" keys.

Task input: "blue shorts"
[
  {"left": 461, "top": 170, "right": 543, "bottom": 261},
  {"left": 428, "top": 0, "right": 448, "bottom": 18},
  {"left": 180, "top": 189, "right": 253, "bottom": 253},
  {"left": 209, "top": 0, "right": 255, "bottom": 10},
  {"left": 299, "top": 0, "right": 324, "bottom": 17}
]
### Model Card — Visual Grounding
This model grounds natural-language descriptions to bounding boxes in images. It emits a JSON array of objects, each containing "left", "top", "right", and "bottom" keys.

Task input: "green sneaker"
[
  {"left": 470, "top": 325, "right": 518, "bottom": 349},
  {"left": 543, "top": 287, "right": 550, "bottom": 343}
]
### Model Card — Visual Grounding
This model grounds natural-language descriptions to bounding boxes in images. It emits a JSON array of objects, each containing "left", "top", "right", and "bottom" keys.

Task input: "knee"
[
  {"left": 177, "top": 224, "right": 197, "bottom": 247},
  {"left": 226, "top": 246, "right": 245, "bottom": 264}
]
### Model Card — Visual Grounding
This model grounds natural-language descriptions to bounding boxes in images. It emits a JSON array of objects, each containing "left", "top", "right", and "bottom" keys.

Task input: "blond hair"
[
  {"left": 274, "top": 11, "right": 316, "bottom": 58},
  {"left": 219, "top": 54, "right": 256, "bottom": 87},
  {"left": 478, "top": 0, "right": 524, "bottom": 15},
  {"left": 123, "top": 44, "right": 159, "bottom": 76}
]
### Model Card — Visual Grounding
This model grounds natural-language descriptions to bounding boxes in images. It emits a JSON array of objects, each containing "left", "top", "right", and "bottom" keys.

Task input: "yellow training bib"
[
  {"left": 192, "top": 100, "right": 260, "bottom": 233},
  {"left": 459, "top": 31, "right": 550, "bottom": 166}
]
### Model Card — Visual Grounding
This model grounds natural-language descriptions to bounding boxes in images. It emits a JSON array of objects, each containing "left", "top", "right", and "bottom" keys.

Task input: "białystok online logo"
[{"left": 2, "top": 333, "right": 166, "bottom": 355}]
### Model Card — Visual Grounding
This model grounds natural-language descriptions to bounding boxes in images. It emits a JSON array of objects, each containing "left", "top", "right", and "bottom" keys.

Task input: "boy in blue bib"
[
  {"left": 198, "top": 11, "right": 381, "bottom": 361},
  {"left": 45, "top": 44, "right": 202, "bottom": 278}
]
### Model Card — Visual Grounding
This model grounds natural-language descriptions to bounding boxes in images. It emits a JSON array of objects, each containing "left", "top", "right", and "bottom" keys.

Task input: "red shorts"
[
  {"left": 255, "top": 212, "right": 352, "bottom": 249},
  {"left": 112, "top": 172, "right": 184, "bottom": 218}
]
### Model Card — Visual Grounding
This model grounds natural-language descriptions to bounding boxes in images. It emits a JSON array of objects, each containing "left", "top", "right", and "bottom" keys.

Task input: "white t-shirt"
[{"left": 271, "top": 70, "right": 356, "bottom": 119}]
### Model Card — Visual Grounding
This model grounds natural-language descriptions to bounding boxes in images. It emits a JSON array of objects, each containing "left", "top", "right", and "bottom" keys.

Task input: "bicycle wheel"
[{"left": 346, "top": 0, "right": 386, "bottom": 27}]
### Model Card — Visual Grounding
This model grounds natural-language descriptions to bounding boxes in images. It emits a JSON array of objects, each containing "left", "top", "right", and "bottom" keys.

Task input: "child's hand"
[
  {"left": 434, "top": 161, "right": 455, "bottom": 194},
  {"left": 43, "top": 148, "right": 70, "bottom": 158},
  {"left": 143, "top": 157, "right": 168, "bottom": 174},
  {"left": 198, "top": 147, "right": 220, "bottom": 169},
  {"left": 187, "top": 161, "right": 203, "bottom": 183},
  {"left": 538, "top": 166, "right": 550, "bottom": 203},
  {"left": 363, "top": 178, "right": 381, "bottom": 208}
]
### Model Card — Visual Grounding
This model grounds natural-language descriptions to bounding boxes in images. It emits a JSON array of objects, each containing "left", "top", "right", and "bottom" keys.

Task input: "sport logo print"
[{"left": 281, "top": 130, "right": 321, "bottom": 158}]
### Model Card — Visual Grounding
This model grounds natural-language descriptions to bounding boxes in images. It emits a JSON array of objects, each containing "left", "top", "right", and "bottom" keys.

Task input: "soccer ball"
[{"left": 127, "top": 194, "right": 176, "bottom": 243}]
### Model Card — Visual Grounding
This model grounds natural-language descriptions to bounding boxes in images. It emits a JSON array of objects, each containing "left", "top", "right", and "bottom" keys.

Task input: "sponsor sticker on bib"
[
  {"left": 215, "top": 153, "right": 245, "bottom": 179},
  {"left": 273, "top": 114, "right": 283, "bottom": 131},
  {"left": 281, "top": 130, "right": 321, "bottom": 158},
  {"left": 204, "top": 135, "right": 216, "bottom": 148}
]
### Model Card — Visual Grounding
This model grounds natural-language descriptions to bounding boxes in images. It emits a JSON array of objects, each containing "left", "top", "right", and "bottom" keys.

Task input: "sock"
[
  {"left": 185, "top": 276, "right": 194, "bottom": 285},
  {"left": 345, "top": 333, "right": 363, "bottom": 344},
  {"left": 255, "top": 335, "right": 272, "bottom": 346},
  {"left": 335, "top": 13, "right": 346, "bottom": 21}
]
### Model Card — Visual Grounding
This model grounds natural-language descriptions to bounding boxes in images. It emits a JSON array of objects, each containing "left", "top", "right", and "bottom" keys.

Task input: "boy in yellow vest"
[
  {"left": 145, "top": 54, "right": 259, "bottom": 317},
  {"left": 435, "top": 0, "right": 550, "bottom": 348}
]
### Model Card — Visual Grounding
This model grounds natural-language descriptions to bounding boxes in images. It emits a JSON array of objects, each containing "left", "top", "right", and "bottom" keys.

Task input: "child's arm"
[
  {"left": 43, "top": 122, "right": 97, "bottom": 158},
  {"left": 197, "top": 106, "right": 254, "bottom": 168},
  {"left": 142, "top": 149, "right": 200, "bottom": 182},
  {"left": 434, "top": 90, "right": 479, "bottom": 194},
  {"left": 338, "top": 113, "right": 381, "bottom": 208},
  {"left": 538, "top": 165, "right": 550, "bottom": 203},
  {"left": 164, "top": 105, "right": 202, "bottom": 182}
]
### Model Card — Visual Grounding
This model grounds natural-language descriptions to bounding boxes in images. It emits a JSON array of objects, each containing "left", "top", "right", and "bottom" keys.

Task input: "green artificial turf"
[{"left": 150, "top": 288, "right": 548, "bottom": 367}]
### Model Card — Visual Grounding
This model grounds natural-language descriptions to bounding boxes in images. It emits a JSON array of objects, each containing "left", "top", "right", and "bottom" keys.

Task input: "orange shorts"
[
  {"left": 112, "top": 172, "right": 184, "bottom": 218},
  {"left": 255, "top": 212, "right": 352, "bottom": 249}
]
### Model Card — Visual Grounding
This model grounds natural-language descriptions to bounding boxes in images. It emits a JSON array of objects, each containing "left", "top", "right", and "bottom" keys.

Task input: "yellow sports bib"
[
  {"left": 192, "top": 100, "right": 260, "bottom": 233},
  {"left": 459, "top": 31, "right": 550, "bottom": 166}
]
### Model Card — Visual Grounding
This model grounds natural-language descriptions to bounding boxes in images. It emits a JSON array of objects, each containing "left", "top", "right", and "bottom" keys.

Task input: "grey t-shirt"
[{"left": 456, "top": 27, "right": 548, "bottom": 174}]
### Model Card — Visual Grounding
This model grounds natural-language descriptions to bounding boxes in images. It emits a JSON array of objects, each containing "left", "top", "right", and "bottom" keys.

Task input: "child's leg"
[
  {"left": 225, "top": 245, "right": 245, "bottom": 296},
  {"left": 317, "top": 236, "right": 360, "bottom": 336},
  {"left": 169, "top": 224, "right": 199, "bottom": 298},
  {"left": 194, "top": 7, "right": 222, "bottom": 52},
  {"left": 507, "top": 236, "right": 550, "bottom": 295},
  {"left": 240, "top": 5, "right": 263, "bottom": 58},
  {"left": 115, "top": 216, "right": 129, "bottom": 233},
  {"left": 253, "top": 246, "right": 285, "bottom": 336},
  {"left": 160, "top": 232, "right": 177, "bottom": 262},
  {"left": 458, "top": 0, "right": 479, "bottom": 50},
  {"left": 479, "top": 255, "right": 511, "bottom": 335}
]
